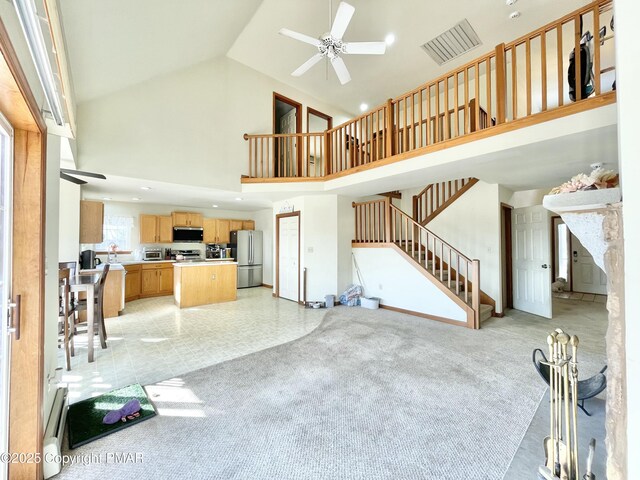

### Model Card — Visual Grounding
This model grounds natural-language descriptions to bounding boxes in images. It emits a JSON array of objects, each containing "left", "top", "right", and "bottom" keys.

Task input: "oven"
[{"left": 143, "top": 247, "right": 163, "bottom": 261}]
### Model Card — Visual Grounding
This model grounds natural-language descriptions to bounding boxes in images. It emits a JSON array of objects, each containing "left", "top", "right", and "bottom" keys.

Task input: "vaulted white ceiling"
[{"left": 60, "top": 0, "right": 591, "bottom": 112}]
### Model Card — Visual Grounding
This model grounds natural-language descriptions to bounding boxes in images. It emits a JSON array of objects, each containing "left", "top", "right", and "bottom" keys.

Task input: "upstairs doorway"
[{"left": 273, "top": 93, "right": 302, "bottom": 177}]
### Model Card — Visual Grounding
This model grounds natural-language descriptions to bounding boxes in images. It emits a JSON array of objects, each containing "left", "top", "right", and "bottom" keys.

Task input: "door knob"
[{"left": 541, "top": 264, "right": 549, "bottom": 269}]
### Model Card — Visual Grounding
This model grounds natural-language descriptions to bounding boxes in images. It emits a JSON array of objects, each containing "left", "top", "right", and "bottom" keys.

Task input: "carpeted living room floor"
[{"left": 58, "top": 298, "right": 607, "bottom": 480}]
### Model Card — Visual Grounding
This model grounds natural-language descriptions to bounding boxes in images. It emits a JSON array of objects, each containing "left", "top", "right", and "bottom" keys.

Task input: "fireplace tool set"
[{"left": 538, "top": 329, "right": 596, "bottom": 480}]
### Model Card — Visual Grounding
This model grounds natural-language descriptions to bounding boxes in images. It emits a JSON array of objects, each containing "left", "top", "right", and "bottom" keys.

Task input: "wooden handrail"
[{"left": 413, "top": 178, "right": 478, "bottom": 226}]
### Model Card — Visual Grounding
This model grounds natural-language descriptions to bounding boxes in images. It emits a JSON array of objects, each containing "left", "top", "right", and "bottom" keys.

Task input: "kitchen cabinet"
[
  {"left": 172, "top": 212, "right": 203, "bottom": 227},
  {"left": 173, "top": 262, "right": 237, "bottom": 308},
  {"left": 140, "top": 215, "right": 173, "bottom": 243},
  {"left": 203, "top": 218, "right": 231, "bottom": 244},
  {"left": 124, "top": 264, "right": 141, "bottom": 302},
  {"left": 229, "top": 220, "right": 243, "bottom": 232},
  {"left": 80, "top": 200, "right": 104, "bottom": 244},
  {"left": 242, "top": 220, "right": 255, "bottom": 230},
  {"left": 140, "top": 263, "right": 173, "bottom": 297}
]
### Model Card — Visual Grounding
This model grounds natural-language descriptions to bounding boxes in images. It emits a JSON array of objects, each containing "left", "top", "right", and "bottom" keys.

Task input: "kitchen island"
[{"left": 173, "top": 261, "right": 238, "bottom": 308}]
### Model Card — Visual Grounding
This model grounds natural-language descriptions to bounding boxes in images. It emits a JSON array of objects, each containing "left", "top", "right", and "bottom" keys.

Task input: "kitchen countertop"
[
  {"left": 119, "top": 258, "right": 235, "bottom": 265},
  {"left": 173, "top": 261, "right": 238, "bottom": 268}
]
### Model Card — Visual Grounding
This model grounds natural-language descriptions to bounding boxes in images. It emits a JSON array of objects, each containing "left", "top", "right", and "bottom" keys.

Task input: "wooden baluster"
[
  {"left": 440, "top": 242, "right": 444, "bottom": 282},
  {"left": 557, "top": 26, "right": 564, "bottom": 106},
  {"left": 512, "top": 46, "right": 518, "bottom": 119},
  {"left": 448, "top": 249, "right": 452, "bottom": 289},
  {"left": 495, "top": 43, "right": 506, "bottom": 124},
  {"left": 574, "top": 15, "right": 582, "bottom": 101},
  {"left": 455, "top": 256, "right": 460, "bottom": 294},
  {"left": 386, "top": 99, "right": 393, "bottom": 158},
  {"left": 435, "top": 81, "right": 440, "bottom": 142},
  {"left": 465, "top": 261, "right": 469, "bottom": 303},
  {"left": 368, "top": 113, "right": 372, "bottom": 164},
  {"left": 405, "top": 96, "right": 410, "bottom": 152},
  {"left": 593, "top": 4, "right": 601, "bottom": 95},
  {"left": 472, "top": 259, "right": 481, "bottom": 328},
  {"left": 444, "top": 76, "right": 450, "bottom": 140},
  {"left": 474, "top": 62, "right": 480, "bottom": 129},
  {"left": 464, "top": 68, "right": 469, "bottom": 133},
  {"left": 432, "top": 239, "right": 437, "bottom": 276},
  {"left": 454, "top": 71, "right": 460, "bottom": 136},
  {"left": 436, "top": 183, "right": 440, "bottom": 210},
  {"left": 486, "top": 57, "right": 492, "bottom": 123},
  {"left": 541, "top": 32, "right": 548, "bottom": 111},
  {"left": 526, "top": 38, "right": 532, "bottom": 116},
  {"left": 426, "top": 86, "right": 431, "bottom": 146},
  {"left": 418, "top": 89, "right": 424, "bottom": 147},
  {"left": 248, "top": 137, "right": 253, "bottom": 177}
]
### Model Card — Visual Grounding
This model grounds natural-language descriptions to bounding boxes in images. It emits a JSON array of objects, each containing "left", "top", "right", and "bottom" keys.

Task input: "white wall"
[
  {"left": 616, "top": 0, "right": 638, "bottom": 477},
  {"left": 58, "top": 180, "right": 80, "bottom": 263},
  {"left": 43, "top": 135, "right": 61, "bottom": 426},
  {"left": 508, "top": 188, "right": 548, "bottom": 208},
  {"left": 352, "top": 248, "right": 467, "bottom": 322},
  {"left": 76, "top": 56, "right": 353, "bottom": 190},
  {"left": 252, "top": 208, "right": 273, "bottom": 285}
]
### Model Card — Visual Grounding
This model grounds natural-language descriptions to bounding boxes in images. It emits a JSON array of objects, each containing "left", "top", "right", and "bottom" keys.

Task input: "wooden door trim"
[
  {"left": 275, "top": 211, "right": 301, "bottom": 302},
  {"left": 273, "top": 92, "right": 303, "bottom": 176},
  {"left": 306, "top": 107, "right": 333, "bottom": 132},
  {"left": 0, "top": 17, "right": 47, "bottom": 480},
  {"left": 501, "top": 203, "right": 513, "bottom": 311}
]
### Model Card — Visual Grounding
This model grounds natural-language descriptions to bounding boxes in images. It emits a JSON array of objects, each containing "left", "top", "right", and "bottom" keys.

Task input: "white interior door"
[
  {"left": 0, "top": 114, "right": 14, "bottom": 480},
  {"left": 278, "top": 215, "right": 299, "bottom": 302},
  {"left": 571, "top": 234, "right": 607, "bottom": 294},
  {"left": 512, "top": 205, "right": 552, "bottom": 318},
  {"left": 280, "top": 109, "right": 297, "bottom": 176}
]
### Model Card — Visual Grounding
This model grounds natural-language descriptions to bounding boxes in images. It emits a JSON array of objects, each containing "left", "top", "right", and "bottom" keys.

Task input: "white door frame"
[{"left": 276, "top": 211, "right": 300, "bottom": 303}]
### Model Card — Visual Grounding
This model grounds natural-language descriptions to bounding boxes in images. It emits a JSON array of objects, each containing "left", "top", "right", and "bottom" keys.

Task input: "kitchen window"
[{"left": 96, "top": 215, "right": 134, "bottom": 252}]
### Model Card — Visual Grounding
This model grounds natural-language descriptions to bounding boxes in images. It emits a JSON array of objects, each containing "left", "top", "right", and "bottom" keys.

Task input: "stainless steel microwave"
[
  {"left": 143, "top": 247, "right": 163, "bottom": 261},
  {"left": 173, "top": 227, "right": 203, "bottom": 243}
]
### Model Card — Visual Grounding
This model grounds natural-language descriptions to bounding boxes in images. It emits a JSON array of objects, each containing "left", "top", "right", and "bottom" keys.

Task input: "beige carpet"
[{"left": 58, "top": 301, "right": 606, "bottom": 480}]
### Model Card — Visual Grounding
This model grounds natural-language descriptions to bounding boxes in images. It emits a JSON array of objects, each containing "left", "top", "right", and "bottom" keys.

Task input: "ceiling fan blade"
[
  {"left": 279, "top": 28, "right": 321, "bottom": 47},
  {"left": 344, "top": 41, "right": 386, "bottom": 55},
  {"left": 331, "top": 57, "right": 351, "bottom": 85},
  {"left": 292, "top": 53, "right": 324, "bottom": 77},
  {"left": 60, "top": 172, "right": 87, "bottom": 185},
  {"left": 60, "top": 168, "right": 106, "bottom": 180},
  {"left": 330, "top": 2, "right": 355, "bottom": 40}
]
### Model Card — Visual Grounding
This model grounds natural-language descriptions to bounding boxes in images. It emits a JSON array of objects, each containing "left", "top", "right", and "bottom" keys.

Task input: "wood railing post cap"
[{"left": 243, "top": 133, "right": 249, "bottom": 140}]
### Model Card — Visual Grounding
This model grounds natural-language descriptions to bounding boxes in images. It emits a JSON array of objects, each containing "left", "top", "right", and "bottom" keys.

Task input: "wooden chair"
[
  {"left": 75, "top": 264, "right": 110, "bottom": 349},
  {"left": 58, "top": 269, "right": 76, "bottom": 370},
  {"left": 59, "top": 261, "right": 79, "bottom": 310}
]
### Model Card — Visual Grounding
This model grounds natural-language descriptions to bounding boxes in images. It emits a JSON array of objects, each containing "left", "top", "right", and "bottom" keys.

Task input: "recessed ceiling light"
[
  {"left": 506, "top": 0, "right": 517, "bottom": 5},
  {"left": 359, "top": 103, "right": 368, "bottom": 112},
  {"left": 235, "top": 197, "right": 242, "bottom": 201},
  {"left": 509, "top": 11, "right": 521, "bottom": 19},
  {"left": 212, "top": 204, "right": 219, "bottom": 208},
  {"left": 385, "top": 33, "right": 395, "bottom": 46},
  {"left": 132, "top": 197, "right": 141, "bottom": 201},
  {"left": 140, "top": 186, "right": 151, "bottom": 190},
  {"left": 102, "top": 197, "right": 112, "bottom": 201}
]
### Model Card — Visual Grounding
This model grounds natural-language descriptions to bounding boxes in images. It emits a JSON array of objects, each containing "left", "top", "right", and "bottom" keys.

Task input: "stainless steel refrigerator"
[{"left": 230, "top": 230, "right": 263, "bottom": 288}]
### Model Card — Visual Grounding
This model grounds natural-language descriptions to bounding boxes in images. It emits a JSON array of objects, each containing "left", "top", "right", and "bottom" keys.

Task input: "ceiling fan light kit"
[{"left": 279, "top": 1, "right": 386, "bottom": 85}]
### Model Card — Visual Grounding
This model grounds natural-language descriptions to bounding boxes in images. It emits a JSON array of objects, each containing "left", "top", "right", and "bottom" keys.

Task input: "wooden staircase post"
[
  {"left": 324, "top": 130, "right": 331, "bottom": 176},
  {"left": 385, "top": 98, "right": 394, "bottom": 159},
  {"left": 495, "top": 43, "right": 506, "bottom": 125},
  {"left": 384, "top": 196, "right": 391, "bottom": 242},
  {"left": 472, "top": 259, "right": 481, "bottom": 329}
]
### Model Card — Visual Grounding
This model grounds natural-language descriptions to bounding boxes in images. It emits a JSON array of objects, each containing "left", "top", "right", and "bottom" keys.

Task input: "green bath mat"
[{"left": 67, "top": 383, "right": 156, "bottom": 449}]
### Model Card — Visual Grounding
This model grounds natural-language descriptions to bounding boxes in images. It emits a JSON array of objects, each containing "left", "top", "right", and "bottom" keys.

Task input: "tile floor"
[
  {"left": 60, "top": 287, "right": 324, "bottom": 403},
  {"left": 553, "top": 291, "right": 607, "bottom": 303}
]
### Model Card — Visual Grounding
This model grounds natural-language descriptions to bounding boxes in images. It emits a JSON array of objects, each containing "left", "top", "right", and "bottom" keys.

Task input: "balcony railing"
[{"left": 243, "top": 0, "right": 615, "bottom": 182}]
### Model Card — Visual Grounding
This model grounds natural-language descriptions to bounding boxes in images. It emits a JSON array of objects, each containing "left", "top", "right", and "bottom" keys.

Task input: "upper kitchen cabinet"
[
  {"left": 172, "top": 212, "right": 203, "bottom": 227},
  {"left": 140, "top": 214, "right": 172, "bottom": 243},
  {"left": 203, "top": 218, "right": 231, "bottom": 244},
  {"left": 242, "top": 220, "right": 255, "bottom": 230},
  {"left": 229, "top": 220, "right": 243, "bottom": 232},
  {"left": 80, "top": 200, "right": 104, "bottom": 244}
]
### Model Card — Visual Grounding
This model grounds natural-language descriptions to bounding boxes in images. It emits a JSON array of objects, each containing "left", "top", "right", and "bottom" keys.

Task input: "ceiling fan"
[
  {"left": 60, "top": 168, "right": 106, "bottom": 185},
  {"left": 279, "top": 1, "right": 386, "bottom": 85}
]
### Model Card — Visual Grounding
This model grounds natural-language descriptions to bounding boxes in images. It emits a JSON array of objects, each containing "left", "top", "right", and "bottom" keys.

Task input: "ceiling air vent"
[{"left": 421, "top": 19, "right": 482, "bottom": 66}]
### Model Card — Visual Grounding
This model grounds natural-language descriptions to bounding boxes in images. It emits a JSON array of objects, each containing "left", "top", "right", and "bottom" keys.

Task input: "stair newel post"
[
  {"left": 472, "top": 259, "right": 481, "bottom": 329},
  {"left": 384, "top": 197, "right": 391, "bottom": 243},
  {"left": 495, "top": 43, "right": 507, "bottom": 125},
  {"left": 385, "top": 98, "right": 394, "bottom": 159},
  {"left": 324, "top": 130, "right": 331, "bottom": 177}
]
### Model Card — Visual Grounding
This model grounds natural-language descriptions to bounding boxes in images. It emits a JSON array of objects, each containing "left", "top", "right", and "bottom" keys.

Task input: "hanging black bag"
[{"left": 568, "top": 31, "right": 594, "bottom": 102}]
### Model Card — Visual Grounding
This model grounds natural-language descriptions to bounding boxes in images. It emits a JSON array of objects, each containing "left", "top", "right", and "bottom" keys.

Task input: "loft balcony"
[{"left": 241, "top": 0, "right": 616, "bottom": 192}]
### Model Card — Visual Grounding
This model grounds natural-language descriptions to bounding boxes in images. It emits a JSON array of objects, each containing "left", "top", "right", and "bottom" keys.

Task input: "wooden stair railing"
[
  {"left": 413, "top": 177, "right": 479, "bottom": 226},
  {"left": 352, "top": 198, "right": 481, "bottom": 328}
]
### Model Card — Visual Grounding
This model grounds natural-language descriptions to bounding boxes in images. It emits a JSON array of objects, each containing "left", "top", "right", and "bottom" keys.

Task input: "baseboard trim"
[
  {"left": 493, "top": 311, "right": 505, "bottom": 318},
  {"left": 379, "top": 304, "right": 470, "bottom": 328},
  {"left": 262, "top": 283, "right": 273, "bottom": 289}
]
